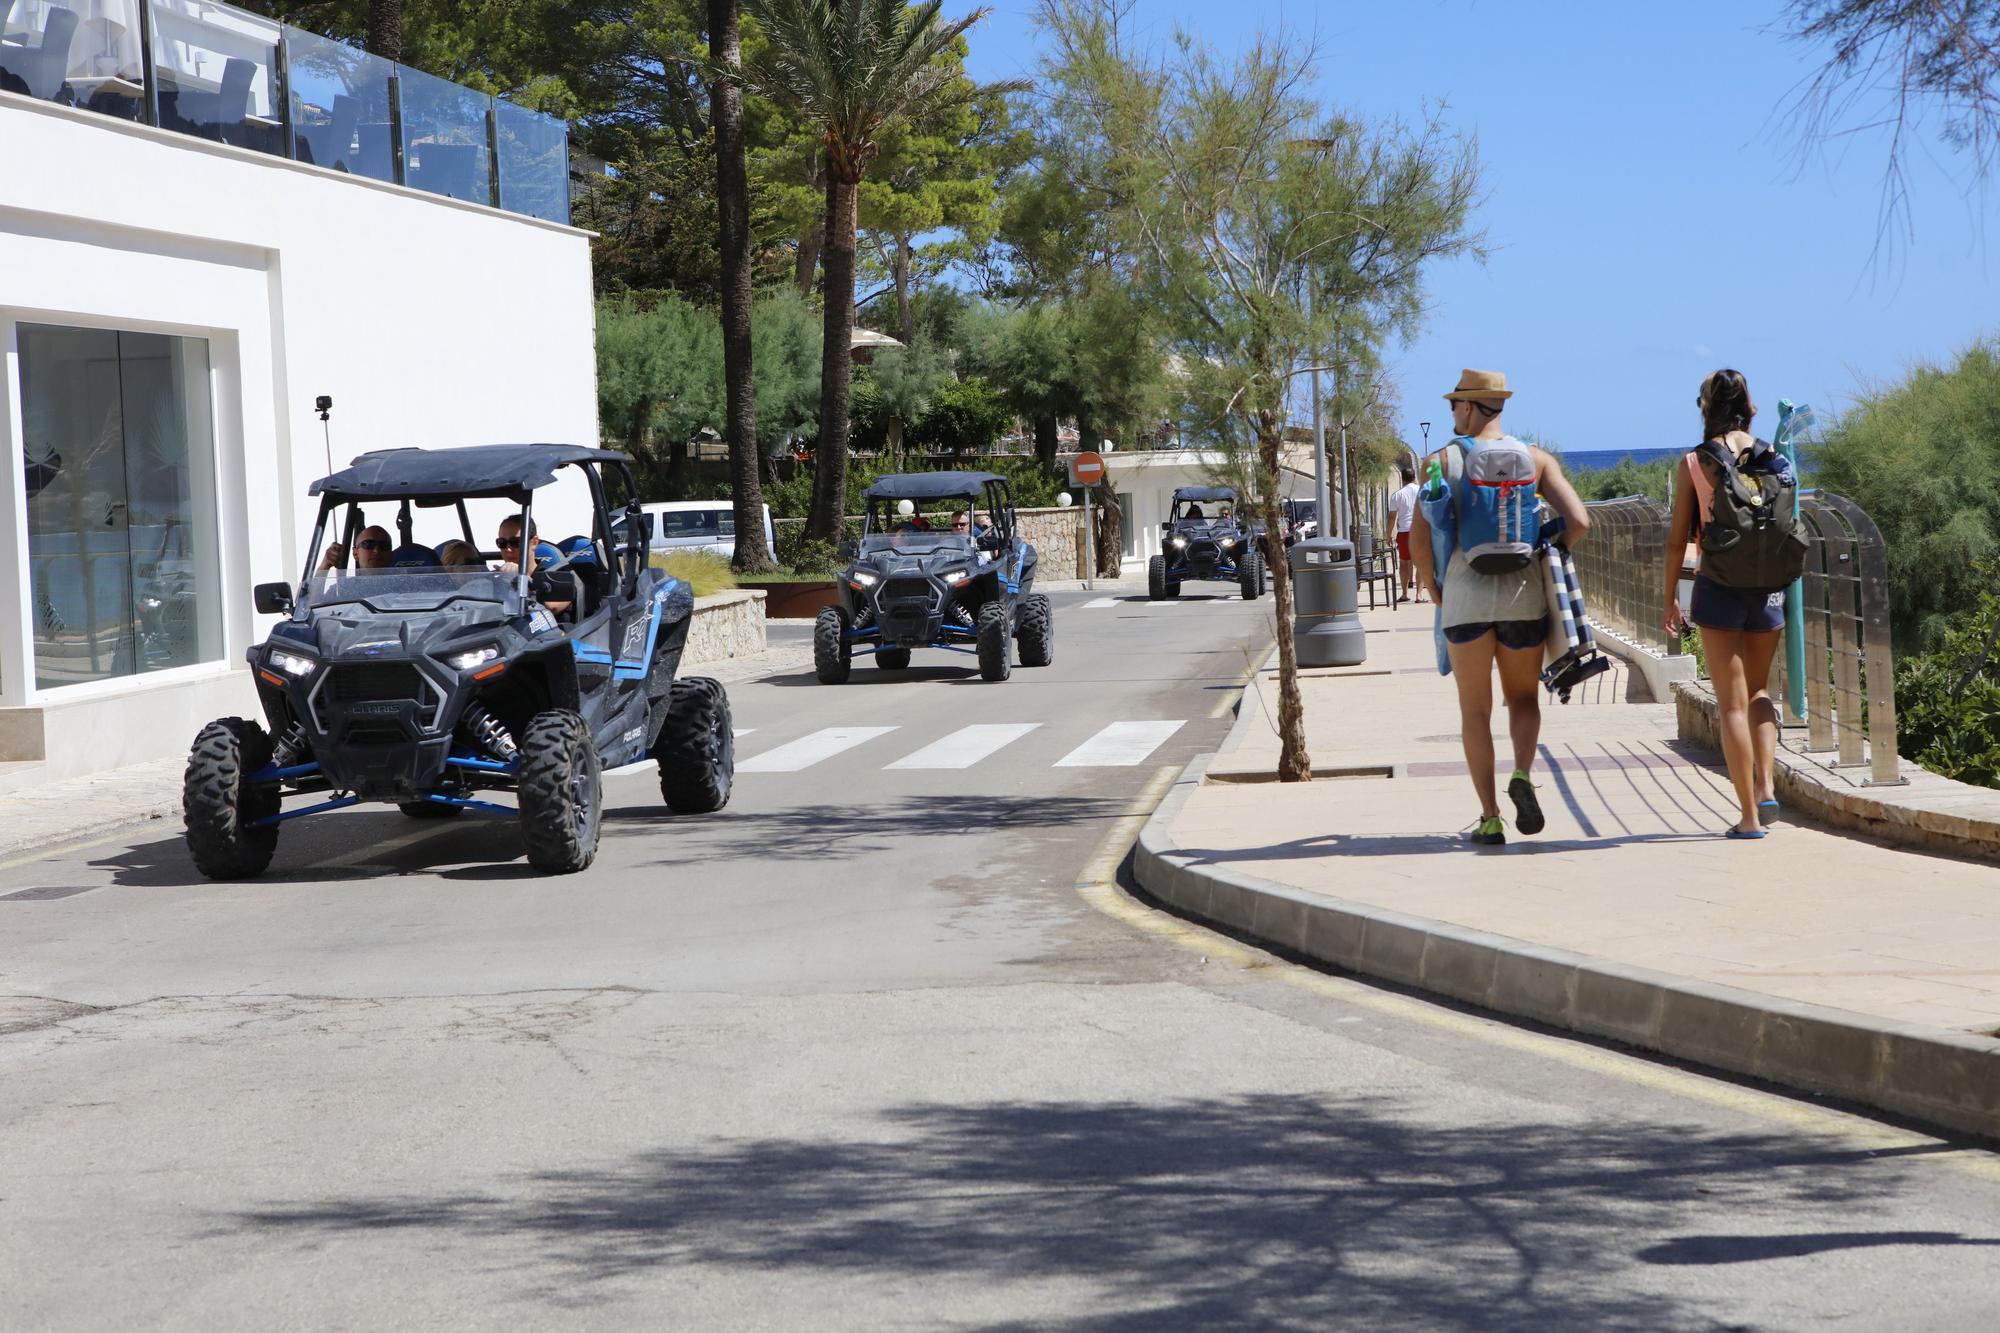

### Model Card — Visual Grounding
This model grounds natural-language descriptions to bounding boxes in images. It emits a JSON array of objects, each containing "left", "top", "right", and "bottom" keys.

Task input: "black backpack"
[{"left": 1693, "top": 440, "right": 1808, "bottom": 590}]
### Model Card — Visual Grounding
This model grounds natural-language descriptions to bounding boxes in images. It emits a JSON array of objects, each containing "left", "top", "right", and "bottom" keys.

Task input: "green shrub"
[
  {"left": 1893, "top": 560, "right": 2000, "bottom": 787},
  {"left": 1815, "top": 339, "right": 2000, "bottom": 652},
  {"left": 651, "top": 550, "right": 737, "bottom": 597},
  {"left": 775, "top": 528, "right": 843, "bottom": 578}
]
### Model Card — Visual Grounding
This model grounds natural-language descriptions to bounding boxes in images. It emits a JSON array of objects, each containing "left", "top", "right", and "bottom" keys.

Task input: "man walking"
[
  {"left": 1388, "top": 461, "right": 1420, "bottom": 603},
  {"left": 1411, "top": 370, "right": 1591, "bottom": 847}
]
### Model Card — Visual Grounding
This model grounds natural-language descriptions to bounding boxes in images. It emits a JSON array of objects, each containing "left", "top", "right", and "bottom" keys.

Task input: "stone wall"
[
  {"left": 685, "top": 590, "right": 767, "bottom": 665},
  {"left": 1017, "top": 507, "right": 1086, "bottom": 580}
]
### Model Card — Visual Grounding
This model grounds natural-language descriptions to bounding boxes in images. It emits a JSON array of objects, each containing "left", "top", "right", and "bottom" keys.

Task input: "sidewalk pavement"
[{"left": 1137, "top": 595, "right": 2000, "bottom": 1137}]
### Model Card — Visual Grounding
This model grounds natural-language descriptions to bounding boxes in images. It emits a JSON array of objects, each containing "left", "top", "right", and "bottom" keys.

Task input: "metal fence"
[
  {"left": 1578, "top": 490, "right": 1903, "bottom": 786},
  {"left": 1574, "top": 496, "right": 1677, "bottom": 657}
]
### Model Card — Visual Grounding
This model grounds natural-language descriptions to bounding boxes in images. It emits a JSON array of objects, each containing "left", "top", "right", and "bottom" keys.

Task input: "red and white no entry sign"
[{"left": 1069, "top": 450, "right": 1106, "bottom": 487}]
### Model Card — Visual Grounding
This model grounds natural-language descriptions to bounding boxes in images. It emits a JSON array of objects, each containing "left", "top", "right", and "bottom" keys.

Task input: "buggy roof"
[
  {"left": 1173, "top": 485, "right": 1237, "bottom": 503},
  {"left": 863, "top": 471, "right": 1004, "bottom": 501},
  {"left": 310, "top": 444, "right": 628, "bottom": 502}
]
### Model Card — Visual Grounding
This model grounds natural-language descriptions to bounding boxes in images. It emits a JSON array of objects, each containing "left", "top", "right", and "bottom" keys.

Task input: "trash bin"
[{"left": 1290, "top": 537, "right": 1366, "bottom": 666}]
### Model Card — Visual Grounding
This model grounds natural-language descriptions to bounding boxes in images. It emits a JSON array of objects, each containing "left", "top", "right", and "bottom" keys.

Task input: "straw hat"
[{"left": 1443, "top": 369, "right": 1512, "bottom": 402}]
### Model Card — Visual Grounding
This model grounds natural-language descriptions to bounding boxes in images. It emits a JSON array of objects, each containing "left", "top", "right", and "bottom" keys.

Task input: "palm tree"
[
  {"left": 747, "top": 0, "right": 1019, "bottom": 541},
  {"left": 709, "top": 0, "right": 777, "bottom": 572},
  {"left": 366, "top": 0, "right": 402, "bottom": 60}
]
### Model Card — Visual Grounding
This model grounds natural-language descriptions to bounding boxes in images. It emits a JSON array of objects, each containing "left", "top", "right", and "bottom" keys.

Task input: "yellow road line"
[{"left": 1076, "top": 768, "right": 2000, "bottom": 1182}]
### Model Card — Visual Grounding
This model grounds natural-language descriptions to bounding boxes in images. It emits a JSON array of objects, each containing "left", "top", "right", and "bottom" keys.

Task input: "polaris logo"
[{"left": 350, "top": 701, "right": 404, "bottom": 717}]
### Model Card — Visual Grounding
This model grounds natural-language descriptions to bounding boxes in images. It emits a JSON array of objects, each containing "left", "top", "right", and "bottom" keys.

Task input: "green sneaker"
[
  {"left": 1468, "top": 814, "right": 1506, "bottom": 846},
  {"left": 1508, "top": 772, "right": 1545, "bottom": 836}
]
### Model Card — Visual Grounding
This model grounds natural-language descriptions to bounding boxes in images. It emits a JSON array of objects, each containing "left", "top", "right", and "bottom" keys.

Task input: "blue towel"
[{"left": 1420, "top": 475, "right": 1456, "bottom": 676}]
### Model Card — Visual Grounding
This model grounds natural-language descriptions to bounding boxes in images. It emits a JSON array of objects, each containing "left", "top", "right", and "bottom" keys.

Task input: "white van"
[{"left": 615, "top": 500, "right": 776, "bottom": 561}]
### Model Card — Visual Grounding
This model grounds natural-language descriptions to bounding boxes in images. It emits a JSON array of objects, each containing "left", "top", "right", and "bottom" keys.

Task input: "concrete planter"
[{"left": 739, "top": 580, "right": 840, "bottom": 619}]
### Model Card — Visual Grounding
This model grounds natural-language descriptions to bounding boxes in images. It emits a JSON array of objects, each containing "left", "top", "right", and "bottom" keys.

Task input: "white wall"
[
  {"left": 1094, "top": 451, "right": 1316, "bottom": 565},
  {"left": 0, "top": 91, "right": 597, "bottom": 768}
]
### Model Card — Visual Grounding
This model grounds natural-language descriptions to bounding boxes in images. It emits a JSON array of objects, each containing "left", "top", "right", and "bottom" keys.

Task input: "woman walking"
[
  {"left": 1663, "top": 369, "right": 1799, "bottom": 839},
  {"left": 1412, "top": 370, "right": 1592, "bottom": 847}
]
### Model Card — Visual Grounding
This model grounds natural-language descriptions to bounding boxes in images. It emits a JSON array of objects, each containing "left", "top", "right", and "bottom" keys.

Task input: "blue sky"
[{"left": 959, "top": 0, "right": 2000, "bottom": 457}]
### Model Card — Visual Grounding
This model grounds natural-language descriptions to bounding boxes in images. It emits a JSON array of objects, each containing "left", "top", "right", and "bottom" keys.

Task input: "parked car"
[{"left": 612, "top": 500, "right": 775, "bottom": 561}]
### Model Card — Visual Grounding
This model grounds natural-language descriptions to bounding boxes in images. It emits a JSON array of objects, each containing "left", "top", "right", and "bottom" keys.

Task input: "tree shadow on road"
[
  {"left": 219, "top": 1091, "right": 1970, "bottom": 1326},
  {"left": 600, "top": 794, "right": 1127, "bottom": 865}
]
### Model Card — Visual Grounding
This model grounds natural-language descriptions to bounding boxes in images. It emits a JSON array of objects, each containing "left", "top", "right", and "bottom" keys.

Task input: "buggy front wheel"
[
  {"left": 813, "top": 606, "right": 852, "bottom": 683},
  {"left": 183, "top": 718, "right": 279, "bottom": 880},
  {"left": 517, "top": 710, "right": 602, "bottom": 874}
]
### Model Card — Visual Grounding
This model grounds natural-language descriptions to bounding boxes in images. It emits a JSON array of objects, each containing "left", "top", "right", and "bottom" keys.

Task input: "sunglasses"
[
  {"left": 355, "top": 539, "right": 391, "bottom": 551},
  {"left": 952, "top": 521, "right": 970, "bottom": 529},
  {"left": 496, "top": 536, "right": 523, "bottom": 550}
]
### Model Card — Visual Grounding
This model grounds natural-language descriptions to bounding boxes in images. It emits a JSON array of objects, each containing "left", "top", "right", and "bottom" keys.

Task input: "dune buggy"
[
  {"left": 815, "top": 470, "right": 1051, "bottom": 683},
  {"left": 1148, "top": 485, "right": 1266, "bottom": 600},
  {"left": 183, "top": 444, "right": 734, "bottom": 879}
]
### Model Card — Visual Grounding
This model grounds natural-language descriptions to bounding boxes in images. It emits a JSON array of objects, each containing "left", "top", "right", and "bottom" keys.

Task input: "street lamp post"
[{"left": 1308, "top": 282, "right": 1329, "bottom": 532}]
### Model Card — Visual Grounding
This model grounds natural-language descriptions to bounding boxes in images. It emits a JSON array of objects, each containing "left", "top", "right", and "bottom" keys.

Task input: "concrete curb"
[{"left": 1133, "top": 754, "right": 2000, "bottom": 1139}]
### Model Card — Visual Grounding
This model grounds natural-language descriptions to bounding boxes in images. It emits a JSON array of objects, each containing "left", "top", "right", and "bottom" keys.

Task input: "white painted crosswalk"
[
  {"left": 885, "top": 723, "right": 1041, "bottom": 770},
  {"left": 736, "top": 726, "right": 899, "bottom": 773},
  {"left": 711, "top": 719, "right": 1190, "bottom": 776},
  {"left": 1053, "top": 720, "right": 1186, "bottom": 768}
]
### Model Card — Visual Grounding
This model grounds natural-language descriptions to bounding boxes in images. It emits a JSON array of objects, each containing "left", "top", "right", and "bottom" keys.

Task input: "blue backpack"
[{"left": 1450, "top": 435, "right": 1540, "bottom": 573}]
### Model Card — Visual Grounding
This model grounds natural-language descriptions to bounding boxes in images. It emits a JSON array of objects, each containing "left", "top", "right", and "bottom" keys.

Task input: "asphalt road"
[{"left": 5, "top": 586, "right": 2000, "bottom": 1330}]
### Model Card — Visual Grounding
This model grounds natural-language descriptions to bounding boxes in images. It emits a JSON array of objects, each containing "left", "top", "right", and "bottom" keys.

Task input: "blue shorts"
[{"left": 1691, "top": 575, "right": 1785, "bottom": 633}]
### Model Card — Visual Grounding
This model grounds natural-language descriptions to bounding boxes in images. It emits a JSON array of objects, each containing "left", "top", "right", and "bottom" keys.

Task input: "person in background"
[
  {"left": 318, "top": 525, "right": 393, "bottom": 573},
  {"left": 1388, "top": 461, "right": 1421, "bottom": 603},
  {"left": 1411, "top": 369, "right": 1591, "bottom": 848},
  {"left": 437, "top": 539, "right": 483, "bottom": 569},
  {"left": 1663, "top": 369, "right": 1791, "bottom": 839}
]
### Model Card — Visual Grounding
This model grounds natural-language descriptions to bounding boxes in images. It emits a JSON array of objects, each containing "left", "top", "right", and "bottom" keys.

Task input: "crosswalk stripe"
[
  {"left": 1080, "top": 597, "right": 1120, "bottom": 609},
  {"left": 1054, "top": 720, "right": 1187, "bottom": 767},
  {"left": 737, "top": 726, "right": 898, "bottom": 773},
  {"left": 886, "top": 723, "right": 1041, "bottom": 770}
]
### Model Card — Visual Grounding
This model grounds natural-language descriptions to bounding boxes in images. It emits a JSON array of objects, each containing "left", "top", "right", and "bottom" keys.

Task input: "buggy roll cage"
[
  {"left": 290, "top": 447, "right": 651, "bottom": 611},
  {"left": 858, "top": 475, "right": 1018, "bottom": 545}
]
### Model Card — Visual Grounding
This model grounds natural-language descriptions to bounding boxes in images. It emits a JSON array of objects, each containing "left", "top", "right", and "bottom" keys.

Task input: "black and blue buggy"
[
  {"left": 1148, "top": 485, "right": 1266, "bottom": 601},
  {"left": 814, "top": 471, "right": 1052, "bottom": 683},
  {"left": 181, "top": 444, "right": 735, "bottom": 879}
]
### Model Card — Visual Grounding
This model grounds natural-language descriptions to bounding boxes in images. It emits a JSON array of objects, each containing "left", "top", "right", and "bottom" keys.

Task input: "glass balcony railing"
[{"left": 1, "top": 0, "right": 569, "bottom": 224}]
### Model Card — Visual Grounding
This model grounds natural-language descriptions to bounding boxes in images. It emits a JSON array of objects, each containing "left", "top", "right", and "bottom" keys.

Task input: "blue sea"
[
  {"left": 1563, "top": 444, "right": 1819, "bottom": 473},
  {"left": 1561, "top": 447, "right": 1686, "bottom": 470}
]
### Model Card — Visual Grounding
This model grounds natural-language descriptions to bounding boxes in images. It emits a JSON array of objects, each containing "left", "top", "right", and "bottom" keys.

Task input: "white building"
[
  {"left": 1, "top": 0, "right": 595, "bottom": 780},
  {"left": 1094, "top": 450, "right": 1316, "bottom": 565}
]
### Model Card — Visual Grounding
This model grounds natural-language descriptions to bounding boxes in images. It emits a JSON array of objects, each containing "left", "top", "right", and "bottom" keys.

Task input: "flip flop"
[
  {"left": 1758, "top": 799, "right": 1781, "bottom": 825},
  {"left": 1724, "top": 827, "right": 1767, "bottom": 840}
]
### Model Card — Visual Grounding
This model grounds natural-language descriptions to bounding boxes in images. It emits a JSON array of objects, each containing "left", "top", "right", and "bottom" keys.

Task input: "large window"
[{"left": 17, "top": 325, "right": 223, "bottom": 690}]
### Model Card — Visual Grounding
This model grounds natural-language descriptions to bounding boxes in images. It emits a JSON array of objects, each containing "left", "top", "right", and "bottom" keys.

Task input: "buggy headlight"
[
  {"left": 1170, "top": 536, "right": 1187, "bottom": 548},
  {"left": 1221, "top": 536, "right": 1237, "bottom": 548},
  {"left": 267, "top": 648, "right": 316, "bottom": 678},
  {"left": 446, "top": 644, "right": 500, "bottom": 672},
  {"left": 850, "top": 569, "right": 880, "bottom": 588},
  {"left": 942, "top": 567, "right": 973, "bottom": 586}
]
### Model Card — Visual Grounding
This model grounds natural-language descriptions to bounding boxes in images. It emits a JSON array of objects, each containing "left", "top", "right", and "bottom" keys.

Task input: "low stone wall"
[
  {"left": 1017, "top": 506, "right": 1086, "bottom": 580},
  {"left": 685, "top": 589, "right": 767, "bottom": 665},
  {"left": 1674, "top": 678, "right": 2000, "bottom": 862}
]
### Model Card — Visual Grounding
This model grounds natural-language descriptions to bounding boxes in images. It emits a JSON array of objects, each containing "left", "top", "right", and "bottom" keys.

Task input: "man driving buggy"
[{"left": 496, "top": 515, "right": 572, "bottom": 617}]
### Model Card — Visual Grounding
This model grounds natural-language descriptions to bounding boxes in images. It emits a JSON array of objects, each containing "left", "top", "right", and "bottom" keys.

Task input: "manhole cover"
[{"left": 0, "top": 885, "right": 95, "bottom": 901}]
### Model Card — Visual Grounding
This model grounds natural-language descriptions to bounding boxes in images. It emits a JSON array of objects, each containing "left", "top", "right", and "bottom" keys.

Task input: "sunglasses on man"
[
  {"left": 355, "top": 539, "right": 391, "bottom": 552},
  {"left": 496, "top": 536, "right": 523, "bottom": 550}
]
